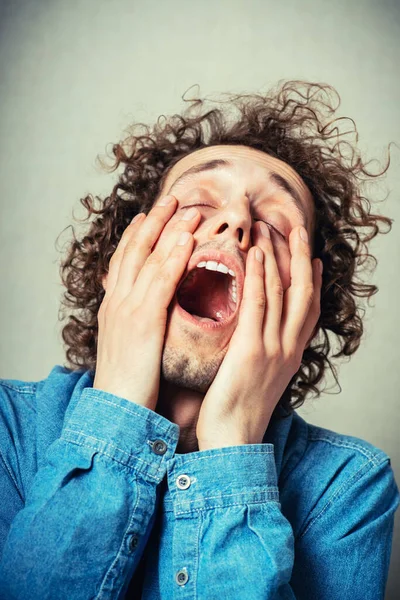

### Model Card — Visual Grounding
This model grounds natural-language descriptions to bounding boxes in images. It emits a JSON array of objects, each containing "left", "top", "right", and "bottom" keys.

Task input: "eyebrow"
[{"left": 166, "top": 158, "right": 309, "bottom": 229}]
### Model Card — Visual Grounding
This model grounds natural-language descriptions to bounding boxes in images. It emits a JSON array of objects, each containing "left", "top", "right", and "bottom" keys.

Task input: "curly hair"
[{"left": 57, "top": 80, "right": 393, "bottom": 420}]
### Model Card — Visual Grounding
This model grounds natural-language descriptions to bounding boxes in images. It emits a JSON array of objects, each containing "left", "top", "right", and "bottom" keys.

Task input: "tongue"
[{"left": 177, "top": 268, "right": 233, "bottom": 322}]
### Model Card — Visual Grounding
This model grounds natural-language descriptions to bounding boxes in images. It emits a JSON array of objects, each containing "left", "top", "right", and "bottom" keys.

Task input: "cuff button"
[
  {"left": 129, "top": 534, "right": 139, "bottom": 552},
  {"left": 152, "top": 439, "right": 167, "bottom": 455},
  {"left": 176, "top": 474, "right": 191, "bottom": 489}
]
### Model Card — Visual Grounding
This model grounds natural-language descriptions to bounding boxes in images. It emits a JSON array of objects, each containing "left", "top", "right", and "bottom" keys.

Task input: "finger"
[
  {"left": 298, "top": 258, "right": 322, "bottom": 351},
  {"left": 103, "top": 195, "right": 176, "bottom": 300},
  {"left": 235, "top": 245, "right": 265, "bottom": 339},
  {"left": 124, "top": 227, "right": 196, "bottom": 315},
  {"left": 131, "top": 206, "right": 201, "bottom": 307},
  {"left": 103, "top": 212, "right": 147, "bottom": 300},
  {"left": 253, "top": 222, "right": 284, "bottom": 348},
  {"left": 110, "top": 195, "right": 180, "bottom": 302},
  {"left": 281, "top": 226, "right": 314, "bottom": 352}
]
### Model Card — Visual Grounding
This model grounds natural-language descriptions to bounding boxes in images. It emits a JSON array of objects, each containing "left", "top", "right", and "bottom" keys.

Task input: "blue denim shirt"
[{"left": 0, "top": 364, "right": 398, "bottom": 599}]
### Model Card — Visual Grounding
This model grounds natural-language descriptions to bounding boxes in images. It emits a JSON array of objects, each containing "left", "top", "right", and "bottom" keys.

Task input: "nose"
[{"left": 207, "top": 197, "right": 254, "bottom": 252}]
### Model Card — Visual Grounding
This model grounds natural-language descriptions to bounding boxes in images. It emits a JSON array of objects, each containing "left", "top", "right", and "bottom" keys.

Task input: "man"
[{"left": 0, "top": 81, "right": 398, "bottom": 599}]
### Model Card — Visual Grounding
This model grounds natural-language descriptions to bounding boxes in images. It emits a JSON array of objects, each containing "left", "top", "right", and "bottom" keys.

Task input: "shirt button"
[
  {"left": 175, "top": 567, "right": 189, "bottom": 585},
  {"left": 129, "top": 534, "right": 139, "bottom": 552},
  {"left": 152, "top": 439, "right": 167, "bottom": 455},
  {"left": 176, "top": 474, "right": 191, "bottom": 490}
]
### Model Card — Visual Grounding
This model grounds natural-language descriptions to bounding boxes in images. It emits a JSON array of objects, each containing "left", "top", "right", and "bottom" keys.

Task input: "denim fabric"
[{"left": 0, "top": 364, "right": 398, "bottom": 599}]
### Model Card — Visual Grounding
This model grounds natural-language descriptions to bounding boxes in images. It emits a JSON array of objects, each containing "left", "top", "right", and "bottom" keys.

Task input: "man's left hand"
[{"left": 195, "top": 223, "right": 323, "bottom": 451}]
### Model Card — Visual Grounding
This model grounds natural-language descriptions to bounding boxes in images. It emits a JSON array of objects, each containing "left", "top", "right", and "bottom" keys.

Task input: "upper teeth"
[{"left": 196, "top": 261, "right": 236, "bottom": 278}]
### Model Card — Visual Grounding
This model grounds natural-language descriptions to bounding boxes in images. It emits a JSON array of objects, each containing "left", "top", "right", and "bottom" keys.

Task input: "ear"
[{"left": 102, "top": 273, "right": 108, "bottom": 292}]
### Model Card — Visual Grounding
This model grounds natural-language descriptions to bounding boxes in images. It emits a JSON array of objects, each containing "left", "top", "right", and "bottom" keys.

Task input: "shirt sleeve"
[
  {"left": 290, "top": 455, "right": 400, "bottom": 600},
  {"left": 0, "top": 387, "right": 180, "bottom": 600},
  {"left": 166, "top": 444, "right": 297, "bottom": 598},
  {"left": 166, "top": 446, "right": 399, "bottom": 599}
]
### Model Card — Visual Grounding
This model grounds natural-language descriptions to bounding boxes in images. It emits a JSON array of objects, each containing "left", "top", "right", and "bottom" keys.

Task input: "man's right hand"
[{"left": 93, "top": 194, "right": 201, "bottom": 410}]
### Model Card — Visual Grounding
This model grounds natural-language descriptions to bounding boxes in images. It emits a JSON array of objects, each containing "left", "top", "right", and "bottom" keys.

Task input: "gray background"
[{"left": 0, "top": 0, "right": 399, "bottom": 596}]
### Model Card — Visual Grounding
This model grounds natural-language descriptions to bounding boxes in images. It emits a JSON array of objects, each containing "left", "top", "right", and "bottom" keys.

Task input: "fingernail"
[
  {"left": 260, "top": 222, "right": 270, "bottom": 239},
  {"left": 255, "top": 247, "right": 263, "bottom": 263},
  {"left": 299, "top": 227, "right": 308, "bottom": 243},
  {"left": 131, "top": 213, "right": 143, "bottom": 224},
  {"left": 177, "top": 231, "right": 191, "bottom": 245},
  {"left": 181, "top": 207, "right": 198, "bottom": 221},
  {"left": 158, "top": 195, "right": 175, "bottom": 206}
]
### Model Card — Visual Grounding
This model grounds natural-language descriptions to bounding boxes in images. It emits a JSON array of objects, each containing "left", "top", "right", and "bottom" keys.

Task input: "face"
[{"left": 155, "top": 145, "right": 313, "bottom": 394}]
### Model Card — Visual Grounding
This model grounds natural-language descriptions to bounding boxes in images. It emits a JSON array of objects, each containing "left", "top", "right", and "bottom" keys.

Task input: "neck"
[{"left": 156, "top": 378, "right": 204, "bottom": 454}]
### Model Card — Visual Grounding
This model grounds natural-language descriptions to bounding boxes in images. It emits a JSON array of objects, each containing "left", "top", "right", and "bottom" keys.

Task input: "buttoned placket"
[
  {"left": 170, "top": 468, "right": 199, "bottom": 597},
  {"left": 128, "top": 438, "right": 169, "bottom": 557}
]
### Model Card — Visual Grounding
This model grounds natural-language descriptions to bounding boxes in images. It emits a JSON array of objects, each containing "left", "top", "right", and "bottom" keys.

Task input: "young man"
[{"left": 0, "top": 81, "right": 398, "bottom": 599}]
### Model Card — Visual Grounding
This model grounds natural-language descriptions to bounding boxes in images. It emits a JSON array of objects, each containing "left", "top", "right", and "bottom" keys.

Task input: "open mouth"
[{"left": 176, "top": 265, "right": 238, "bottom": 325}]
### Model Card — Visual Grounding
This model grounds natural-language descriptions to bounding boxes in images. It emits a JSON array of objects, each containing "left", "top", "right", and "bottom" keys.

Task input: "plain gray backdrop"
[{"left": 0, "top": 0, "right": 399, "bottom": 596}]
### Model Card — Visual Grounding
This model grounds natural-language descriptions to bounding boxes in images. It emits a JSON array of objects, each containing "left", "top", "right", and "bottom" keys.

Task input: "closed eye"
[
  {"left": 254, "top": 220, "right": 286, "bottom": 241},
  {"left": 181, "top": 203, "right": 287, "bottom": 241}
]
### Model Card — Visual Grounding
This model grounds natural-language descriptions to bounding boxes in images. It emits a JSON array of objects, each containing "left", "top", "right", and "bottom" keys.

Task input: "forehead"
[
  {"left": 162, "top": 145, "right": 314, "bottom": 228},
  {"left": 164, "top": 145, "right": 310, "bottom": 199}
]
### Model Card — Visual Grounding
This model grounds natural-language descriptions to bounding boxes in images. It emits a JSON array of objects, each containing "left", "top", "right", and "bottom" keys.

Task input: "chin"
[{"left": 161, "top": 317, "right": 228, "bottom": 394}]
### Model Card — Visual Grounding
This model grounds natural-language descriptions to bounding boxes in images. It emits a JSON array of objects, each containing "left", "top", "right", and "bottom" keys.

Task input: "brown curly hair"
[{"left": 57, "top": 80, "right": 393, "bottom": 419}]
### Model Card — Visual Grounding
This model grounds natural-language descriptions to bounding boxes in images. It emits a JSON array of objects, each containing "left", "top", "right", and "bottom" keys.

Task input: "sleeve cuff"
[
  {"left": 165, "top": 444, "right": 280, "bottom": 512},
  {"left": 61, "top": 387, "right": 180, "bottom": 484}
]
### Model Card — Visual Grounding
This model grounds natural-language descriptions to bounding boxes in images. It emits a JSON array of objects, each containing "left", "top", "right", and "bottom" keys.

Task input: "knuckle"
[
  {"left": 124, "top": 237, "right": 141, "bottom": 255},
  {"left": 102, "top": 295, "right": 119, "bottom": 317},
  {"left": 153, "top": 268, "right": 170, "bottom": 286},
  {"left": 252, "top": 293, "right": 266, "bottom": 311},
  {"left": 117, "top": 299, "right": 136, "bottom": 320},
  {"left": 304, "top": 283, "right": 315, "bottom": 300},
  {"left": 146, "top": 249, "right": 163, "bottom": 267},
  {"left": 286, "top": 349, "right": 301, "bottom": 370},
  {"left": 270, "top": 277, "right": 284, "bottom": 297},
  {"left": 248, "top": 343, "right": 265, "bottom": 362},
  {"left": 294, "top": 355, "right": 303, "bottom": 372},
  {"left": 267, "top": 343, "right": 282, "bottom": 361}
]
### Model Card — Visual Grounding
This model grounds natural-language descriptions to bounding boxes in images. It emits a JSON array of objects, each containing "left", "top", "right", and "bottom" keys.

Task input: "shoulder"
[
  {"left": 288, "top": 412, "right": 391, "bottom": 480},
  {"left": 281, "top": 414, "right": 398, "bottom": 538},
  {"left": 0, "top": 372, "right": 45, "bottom": 441},
  {"left": 305, "top": 418, "right": 390, "bottom": 468},
  {"left": 0, "top": 371, "right": 48, "bottom": 499},
  {"left": 0, "top": 365, "right": 87, "bottom": 412},
  {"left": 0, "top": 375, "right": 41, "bottom": 403},
  {"left": 0, "top": 365, "right": 93, "bottom": 497}
]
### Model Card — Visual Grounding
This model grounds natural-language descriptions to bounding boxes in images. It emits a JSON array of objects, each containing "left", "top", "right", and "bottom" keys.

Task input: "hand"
[
  {"left": 93, "top": 195, "right": 201, "bottom": 410},
  {"left": 195, "top": 223, "right": 323, "bottom": 450}
]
